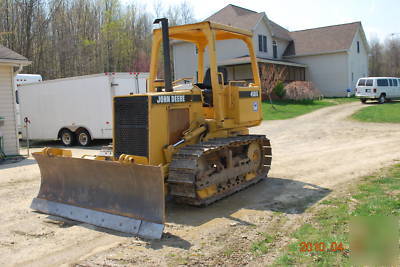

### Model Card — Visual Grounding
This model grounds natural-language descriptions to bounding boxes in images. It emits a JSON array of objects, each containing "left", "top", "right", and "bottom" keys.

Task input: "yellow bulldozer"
[{"left": 30, "top": 19, "right": 272, "bottom": 239}]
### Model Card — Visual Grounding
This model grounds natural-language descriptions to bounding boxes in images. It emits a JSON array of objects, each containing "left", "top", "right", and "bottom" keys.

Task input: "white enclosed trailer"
[
  {"left": 15, "top": 74, "right": 43, "bottom": 133},
  {"left": 19, "top": 72, "right": 148, "bottom": 146}
]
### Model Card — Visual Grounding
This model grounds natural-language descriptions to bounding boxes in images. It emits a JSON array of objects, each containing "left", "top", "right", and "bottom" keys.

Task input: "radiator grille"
[{"left": 114, "top": 96, "right": 148, "bottom": 159}]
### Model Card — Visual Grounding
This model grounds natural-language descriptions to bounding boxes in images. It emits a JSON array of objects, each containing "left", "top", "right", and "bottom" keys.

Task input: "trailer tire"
[
  {"left": 76, "top": 129, "right": 92, "bottom": 146},
  {"left": 60, "top": 129, "right": 75, "bottom": 146}
]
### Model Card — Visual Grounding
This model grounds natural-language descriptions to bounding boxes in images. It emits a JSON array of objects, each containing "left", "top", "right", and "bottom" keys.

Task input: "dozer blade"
[{"left": 30, "top": 151, "right": 165, "bottom": 239}]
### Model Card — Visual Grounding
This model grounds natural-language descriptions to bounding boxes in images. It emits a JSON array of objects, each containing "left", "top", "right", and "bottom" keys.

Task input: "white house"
[
  {"left": 172, "top": 4, "right": 369, "bottom": 97},
  {"left": 0, "top": 45, "right": 30, "bottom": 156}
]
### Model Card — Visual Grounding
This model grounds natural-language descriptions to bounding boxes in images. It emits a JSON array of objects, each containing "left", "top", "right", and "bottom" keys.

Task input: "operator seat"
[{"left": 196, "top": 67, "right": 228, "bottom": 107}]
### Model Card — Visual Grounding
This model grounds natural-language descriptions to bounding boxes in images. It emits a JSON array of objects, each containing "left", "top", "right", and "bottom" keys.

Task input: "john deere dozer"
[{"left": 31, "top": 19, "right": 272, "bottom": 239}]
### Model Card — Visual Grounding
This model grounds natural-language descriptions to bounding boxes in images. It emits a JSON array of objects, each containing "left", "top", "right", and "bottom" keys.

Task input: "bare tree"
[
  {"left": 260, "top": 64, "right": 287, "bottom": 109},
  {"left": 260, "top": 64, "right": 286, "bottom": 98},
  {"left": 369, "top": 37, "right": 383, "bottom": 76},
  {"left": 0, "top": 0, "right": 195, "bottom": 79}
]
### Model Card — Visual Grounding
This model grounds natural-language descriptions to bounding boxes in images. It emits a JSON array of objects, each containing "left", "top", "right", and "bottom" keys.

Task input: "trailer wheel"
[
  {"left": 60, "top": 129, "right": 75, "bottom": 146},
  {"left": 76, "top": 129, "right": 91, "bottom": 146}
]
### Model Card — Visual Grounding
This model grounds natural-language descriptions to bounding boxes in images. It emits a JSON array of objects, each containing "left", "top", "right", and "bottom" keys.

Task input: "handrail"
[{"left": 172, "top": 77, "right": 193, "bottom": 85}]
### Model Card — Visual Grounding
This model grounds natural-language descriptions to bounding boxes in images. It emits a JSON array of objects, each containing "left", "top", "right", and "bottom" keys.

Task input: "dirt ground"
[{"left": 1, "top": 102, "right": 399, "bottom": 266}]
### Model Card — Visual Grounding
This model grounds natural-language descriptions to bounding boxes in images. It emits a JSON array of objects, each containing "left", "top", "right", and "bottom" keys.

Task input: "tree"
[
  {"left": 369, "top": 37, "right": 383, "bottom": 76},
  {"left": 0, "top": 0, "right": 195, "bottom": 79},
  {"left": 260, "top": 63, "right": 287, "bottom": 100}
]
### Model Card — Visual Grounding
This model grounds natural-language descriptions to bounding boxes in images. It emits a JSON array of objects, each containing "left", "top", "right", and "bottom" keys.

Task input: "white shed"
[{"left": 0, "top": 45, "right": 30, "bottom": 156}]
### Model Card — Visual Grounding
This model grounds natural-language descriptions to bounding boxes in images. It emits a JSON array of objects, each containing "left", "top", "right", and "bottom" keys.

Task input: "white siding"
[
  {"left": 172, "top": 18, "right": 290, "bottom": 79},
  {"left": 0, "top": 65, "right": 18, "bottom": 155},
  {"left": 348, "top": 29, "right": 368, "bottom": 90},
  {"left": 253, "top": 20, "right": 273, "bottom": 58},
  {"left": 292, "top": 52, "right": 349, "bottom": 97},
  {"left": 253, "top": 20, "right": 289, "bottom": 59},
  {"left": 173, "top": 38, "right": 249, "bottom": 80}
]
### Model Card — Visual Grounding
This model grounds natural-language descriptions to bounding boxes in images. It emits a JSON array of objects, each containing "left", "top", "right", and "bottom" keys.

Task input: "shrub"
[
  {"left": 284, "top": 81, "right": 322, "bottom": 100},
  {"left": 273, "top": 81, "right": 285, "bottom": 98}
]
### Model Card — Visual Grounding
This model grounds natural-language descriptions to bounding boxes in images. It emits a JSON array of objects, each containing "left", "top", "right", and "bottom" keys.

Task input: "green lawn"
[
  {"left": 271, "top": 164, "right": 400, "bottom": 266},
  {"left": 352, "top": 101, "right": 400, "bottom": 123},
  {"left": 262, "top": 97, "right": 357, "bottom": 120}
]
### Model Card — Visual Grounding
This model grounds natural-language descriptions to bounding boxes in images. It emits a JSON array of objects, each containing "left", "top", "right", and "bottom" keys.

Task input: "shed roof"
[{"left": 0, "top": 45, "right": 29, "bottom": 63}]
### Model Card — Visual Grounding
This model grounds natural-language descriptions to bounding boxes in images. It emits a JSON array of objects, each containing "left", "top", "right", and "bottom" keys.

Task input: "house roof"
[
  {"left": 283, "top": 22, "right": 362, "bottom": 57},
  {"left": 0, "top": 45, "right": 29, "bottom": 62},
  {"left": 205, "top": 4, "right": 263, "bottom": 31},
  {"left": 268, "top": 20, "right": 292, "bottom": 41},
  {"left": 205, "top": 4, "right": 292, "bottom": 41}
]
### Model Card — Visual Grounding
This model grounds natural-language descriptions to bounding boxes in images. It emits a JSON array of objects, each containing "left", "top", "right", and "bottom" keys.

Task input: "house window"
[
  {"left": 357, "top": 41, "right": 360, "bottom": 53},
  {"left": 258, "top": 35, "right": 267, "bottom": 52},
  {"left": 272, "top": 40, "right": 277, "bottom": 58}
]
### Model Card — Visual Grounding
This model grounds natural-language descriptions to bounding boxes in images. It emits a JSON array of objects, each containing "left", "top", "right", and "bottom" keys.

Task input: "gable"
[{"left": 205, "top": 4, "right": 263, "bottom": 31}]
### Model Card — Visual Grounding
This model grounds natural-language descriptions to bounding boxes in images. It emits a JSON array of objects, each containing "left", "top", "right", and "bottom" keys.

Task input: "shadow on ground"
[
  {"left": 0, "top": 158, "right": 35, "bottom": 170},
  {"left": 363, "top": 99, "right": 400, "bottom": 105},
  {"left": 33, "top": 176, "right": 330, "bottom": 250},
  {"left": 166, "top": 177, "right": 331, "bottom": 227}
]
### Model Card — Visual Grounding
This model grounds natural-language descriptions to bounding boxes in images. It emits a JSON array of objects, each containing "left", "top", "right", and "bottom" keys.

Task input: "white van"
[
  {"left": 355, "top": 77, "right": 400, "bottom": 104},
  {"left": 15, "top": 74, "right": 43, "bottom": 85}
]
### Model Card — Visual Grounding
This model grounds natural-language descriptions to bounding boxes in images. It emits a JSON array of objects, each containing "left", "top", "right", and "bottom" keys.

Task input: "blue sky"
[{"left": 142, "top": 0, "right": 400, "bottom": 42}]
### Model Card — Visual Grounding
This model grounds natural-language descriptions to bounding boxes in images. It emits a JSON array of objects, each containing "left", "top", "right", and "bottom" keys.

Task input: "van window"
[
  {"left": 389, "top": 79, "right": 393, "bottom": 86},
  {"left": 357, "top": 79, "right": 366, "bottom": 86},
  {"left": 393, "top": 79, "right": 398, "bottom": 86},
  {"left": 377, "top": 79, "right": 388, "bottom": 86},
  {"left": 366, "top": 79, "right": 373, "bottom": 86}
]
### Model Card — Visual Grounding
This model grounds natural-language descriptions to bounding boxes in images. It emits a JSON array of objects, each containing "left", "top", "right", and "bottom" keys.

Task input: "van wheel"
[
  {"left": 76, "top": 129, "right": 91, "bottom": 146},
  {"left": 60, "top": 129, "right": 75, "bottom": 146},
  {"left": 378, "top": 94, "right": 386, "bottom": 104},
  {"left": 360, "top": 99, "right": 367, "bottom": 104}
]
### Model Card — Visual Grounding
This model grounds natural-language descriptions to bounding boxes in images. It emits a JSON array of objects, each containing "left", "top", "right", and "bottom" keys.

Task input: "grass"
[
  {"left": 262, "top": 97, "right": 358, "bottom": 120},
  {"left": 271, "top": 164, "right": 400, "bottom": 266},
  {"left": 352, "top": 101, "right": 400, "bottom": 123},
  {"left": 251, "top": 233, "right": 276, "bottom": 254}
]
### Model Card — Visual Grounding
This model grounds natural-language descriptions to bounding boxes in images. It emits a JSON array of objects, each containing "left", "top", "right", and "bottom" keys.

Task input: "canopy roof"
[{"left": 153, "top": 21, "right": 253, "bottom": 44}]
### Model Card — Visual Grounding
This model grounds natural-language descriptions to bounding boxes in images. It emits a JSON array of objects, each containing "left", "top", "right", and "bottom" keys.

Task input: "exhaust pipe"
[{"left": 153, "top": 18, "right": 173, "bottom": 92}]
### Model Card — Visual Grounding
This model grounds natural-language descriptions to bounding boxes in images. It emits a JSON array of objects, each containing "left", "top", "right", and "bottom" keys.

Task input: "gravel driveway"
[{"left": 0, "top": 102, "right": 399, "bottom": 266}]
